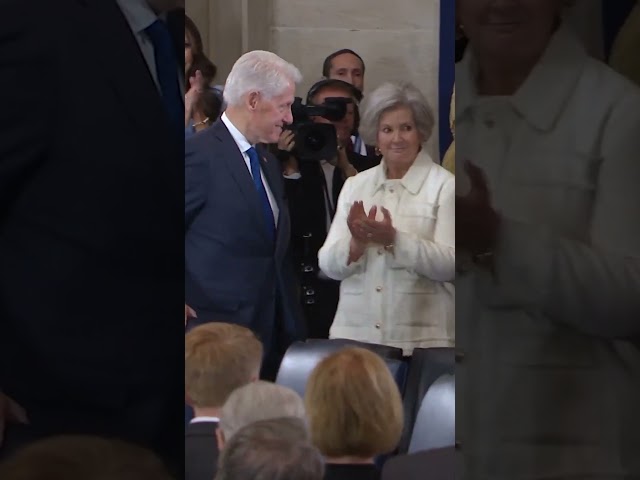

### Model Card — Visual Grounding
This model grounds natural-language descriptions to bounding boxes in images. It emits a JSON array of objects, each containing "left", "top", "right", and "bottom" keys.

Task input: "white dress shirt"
[
  {"left": 115, "top": 0, "right": 185, "bottom": 95},
  {"left": 221, "top": 113, "right": 279, "bottom": 225},
  {"left": 318, "top": 150, "right": 455, "bottom": 355},
  {"left": 189, "top": 416, "right": 220, "bottom": 424},
  {"left": 455, "top": 27, "right": 640, "bottom": 478}
]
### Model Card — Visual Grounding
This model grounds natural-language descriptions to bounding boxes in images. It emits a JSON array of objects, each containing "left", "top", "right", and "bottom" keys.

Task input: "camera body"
[{"left": 285, "top": 96, "right": 351, "bottom": 162}]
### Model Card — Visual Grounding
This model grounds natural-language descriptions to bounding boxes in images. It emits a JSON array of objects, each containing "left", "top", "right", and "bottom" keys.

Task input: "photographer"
[{"left": 279, "top": 79, "right": 379, "bottom": 339}]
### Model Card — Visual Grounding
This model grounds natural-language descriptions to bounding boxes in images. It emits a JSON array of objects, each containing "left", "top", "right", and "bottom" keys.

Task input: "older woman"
[
  {"left": 455, "top": 0, "right": 640, "bottom": 478},
  {"left": 318, "top": 82, "right": 455, "bottom": 355},
  {"left": 305, "top": 347, "right": 404, "bottom": 480}
]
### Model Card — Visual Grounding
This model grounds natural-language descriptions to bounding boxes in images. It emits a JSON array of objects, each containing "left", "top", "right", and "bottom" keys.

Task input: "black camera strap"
[{"left": 319, "top": 162, "right": 336, "bottom": 222}]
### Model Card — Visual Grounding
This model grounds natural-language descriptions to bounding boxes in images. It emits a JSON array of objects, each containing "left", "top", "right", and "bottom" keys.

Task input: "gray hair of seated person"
[
  {"left": 215, "top": 417, "right": 324, "bottom": 480},
  {"left": 219, "top": 380, "right": 307, "bottom": 440},
  {"left": 359, "top": 81, "right": 435, "bottom": 147}
]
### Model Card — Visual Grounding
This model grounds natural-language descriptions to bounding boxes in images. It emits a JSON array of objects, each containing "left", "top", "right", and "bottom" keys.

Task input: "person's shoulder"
[
  {"left": 431, "top": 159, "right": 455, "bottom": 182},
  {"left": 580, "top": 55, "right": 640, "bottom": 106},
  {"left": 185, "top": 121, "right": 225, "bottom": 156}
]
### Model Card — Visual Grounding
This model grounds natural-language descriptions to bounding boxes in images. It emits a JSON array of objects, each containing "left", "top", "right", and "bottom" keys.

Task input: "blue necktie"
[
  {"left": 246, "top": 147, "right": 275, "bottom": 241},
  {"left": 145, "top": 19, "right": 183, "bottom": 134}
]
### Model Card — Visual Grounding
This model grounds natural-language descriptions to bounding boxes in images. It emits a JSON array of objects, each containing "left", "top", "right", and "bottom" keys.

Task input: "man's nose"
[{"left": 283, "top": 109, "right": 293, "bottom": 125}]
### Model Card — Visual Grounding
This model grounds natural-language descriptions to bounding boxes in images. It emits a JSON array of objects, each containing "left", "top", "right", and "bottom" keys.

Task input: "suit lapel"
[
  {"left": 256, "top": 145, "right": 284, "bottom": 214},
  {"left": 258, "top": 145, "right": 289, "bottom": 255},
  {"left": 82, "top": 0, "right": 173, "bottom": 141},
  {"left": 213, "top": 123, "right": 275, "bottom": 243}
]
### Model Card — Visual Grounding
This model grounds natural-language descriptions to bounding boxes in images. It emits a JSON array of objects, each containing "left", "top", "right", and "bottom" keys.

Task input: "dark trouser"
[
  {"left": 0, "top": 387, "right": 185, "bottom": 479},
  {"left": 303, "top": 278, "right": 340, "bottom": 339}
]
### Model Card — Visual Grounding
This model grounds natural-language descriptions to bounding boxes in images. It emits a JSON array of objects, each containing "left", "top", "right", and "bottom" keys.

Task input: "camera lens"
[{"left": 305, "top": 133, "right": 325, "bottom": 151}]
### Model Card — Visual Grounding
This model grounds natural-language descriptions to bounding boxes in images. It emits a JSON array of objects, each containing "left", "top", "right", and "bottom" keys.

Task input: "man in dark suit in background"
[
  {"left": 0, "top": 0, "right": 185, "bottom": 473},
  {"left": 184, "top": 50, "right": 306, "bottom": 380}
]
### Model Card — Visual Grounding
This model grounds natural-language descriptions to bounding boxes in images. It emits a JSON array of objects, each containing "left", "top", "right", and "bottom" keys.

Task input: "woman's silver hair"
[
  {"left": 223, "top": 50, "right": 302, "bottom": 107},
  {"left": 359, "top": 82, "right": 435, "bottom": 146},
  {"left": 219, "top": 381, "right": 307, "bottom": 440}
]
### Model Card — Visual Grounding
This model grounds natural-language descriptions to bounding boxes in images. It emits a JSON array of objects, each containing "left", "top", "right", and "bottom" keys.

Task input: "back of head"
[
  {"left": 223, "top": 50, "right": 302, "bottom": 108},
  {"left": 216, "top": 417, "right": 324, "bottom": 480},
  {"left": 305, "top": 347, "right": 404, "bottom": 458},
  {"left": 0, "top": 435, "right": 173, "bottom": 480},
  {"left": 185, "top": 322, "right": 263, "bottom": 408},
  {"left": 220, "top": 380, "right": 307, "bottom": 439}
]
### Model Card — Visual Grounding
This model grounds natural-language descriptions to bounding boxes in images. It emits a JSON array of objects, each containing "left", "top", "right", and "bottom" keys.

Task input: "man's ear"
[
  {"left": 216, "top": 427, "right": 225, "bottom": 451},
  {"left": 247, "top": 91, "right": 260, "bottom": 110}
]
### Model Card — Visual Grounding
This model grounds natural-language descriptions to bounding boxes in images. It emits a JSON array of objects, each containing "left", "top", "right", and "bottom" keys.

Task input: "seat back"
[
  {"left": 304, "top": 338, "right": 404, "bottom": 360},
  {"left": 408, "top": 373, "right": 455, "bottom": 453},
  {"left": 398, "top": 347, "right": 454, "bottom": 453},
  {"left": 276, "top": 339, "right": 406, "bottom": 398}
]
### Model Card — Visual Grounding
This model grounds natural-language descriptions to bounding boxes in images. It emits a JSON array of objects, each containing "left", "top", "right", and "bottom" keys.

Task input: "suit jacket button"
[
  {"left": 375, "top": 286, "right": 383, "bottom": 292},
  {"left": 375, "top": 323, "right": 381, "bottom": 329}
]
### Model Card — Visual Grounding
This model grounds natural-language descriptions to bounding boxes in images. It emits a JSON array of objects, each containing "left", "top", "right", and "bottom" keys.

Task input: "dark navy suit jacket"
[{"left": 185, "top": 120, "right": 305, "bottom": 369}]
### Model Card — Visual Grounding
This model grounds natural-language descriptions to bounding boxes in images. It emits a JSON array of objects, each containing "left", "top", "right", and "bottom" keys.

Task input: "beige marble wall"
[
  {"left": 271, "top": 0, "right": 441, "bottom": 157},
  {"left": 186, "top": 0, "right": 442, "bottom": 156}
]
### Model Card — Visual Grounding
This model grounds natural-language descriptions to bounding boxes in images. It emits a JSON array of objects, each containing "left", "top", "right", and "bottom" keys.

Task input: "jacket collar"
[
  {"left": 371, "top": 148, "right": 433, "bottom": 196},
  {"left": 456, "top": 27, "right": 589, "bottom": 132}
]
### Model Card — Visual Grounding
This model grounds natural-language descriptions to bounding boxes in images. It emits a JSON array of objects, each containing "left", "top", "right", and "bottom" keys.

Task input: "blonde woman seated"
[
  {"left": 318, "top": 82, "right": 455, "bottom": 355},
  {"left": 305, "top": 347, "right": 404, "bottom": 480}
]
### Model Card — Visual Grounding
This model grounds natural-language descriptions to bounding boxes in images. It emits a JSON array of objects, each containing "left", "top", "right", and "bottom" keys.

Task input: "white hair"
[
  {"left": 359, "top": 82, "right": 435, "bottom": 146},
  {"left": 219, "top": 381, "right": 307, "bottom": 440},
  {"left": 223, "top": 51, "right": 302, "bottom": 107}
]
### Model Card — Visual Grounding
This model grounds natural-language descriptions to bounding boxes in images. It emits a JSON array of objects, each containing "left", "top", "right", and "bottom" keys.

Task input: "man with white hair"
[{"left": 185, "top": 51, "right": 306, "bottom": 380}]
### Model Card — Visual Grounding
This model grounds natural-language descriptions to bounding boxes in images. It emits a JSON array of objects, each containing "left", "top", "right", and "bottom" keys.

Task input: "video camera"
[{"left": 285, "top": 96, "right": 351, "bottom": 162}]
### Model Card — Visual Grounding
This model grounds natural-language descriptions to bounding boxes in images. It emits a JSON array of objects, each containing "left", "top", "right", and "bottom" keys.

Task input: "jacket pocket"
[{"left": 394, "top": 270, "right": 437, "bottom": 294}]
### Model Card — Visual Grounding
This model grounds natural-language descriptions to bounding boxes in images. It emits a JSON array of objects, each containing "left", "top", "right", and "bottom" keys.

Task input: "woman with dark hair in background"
[{"left": 184, "top": 15, "right": 222, "bottom": 137}]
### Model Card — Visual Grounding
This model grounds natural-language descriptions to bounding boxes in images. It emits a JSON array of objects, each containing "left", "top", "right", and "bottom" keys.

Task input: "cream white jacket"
[{"left": 318, "top": 150, "right": 455, "bottom": 355}]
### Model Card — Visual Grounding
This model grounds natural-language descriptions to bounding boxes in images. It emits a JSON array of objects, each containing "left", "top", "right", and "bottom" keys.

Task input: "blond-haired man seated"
[{"left": 184, "top": 323, "right": 263, "bottom": 480}]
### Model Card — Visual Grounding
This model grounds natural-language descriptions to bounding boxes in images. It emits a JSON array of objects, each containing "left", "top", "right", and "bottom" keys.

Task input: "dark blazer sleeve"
[
  {"left": 185, "top": 136, "right": 210, "bottom": 229},
  {"left": 0, "top": 2, "right": 53, "bottom": 223}
]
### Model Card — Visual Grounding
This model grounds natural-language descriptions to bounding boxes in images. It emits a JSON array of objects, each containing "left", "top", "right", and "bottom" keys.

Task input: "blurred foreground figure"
[
  {"left": 0, "top": 0, "right": 185, "bottom": 473},
  {"left": 455, "top": 0, "right": 640, "bottom": 478}
]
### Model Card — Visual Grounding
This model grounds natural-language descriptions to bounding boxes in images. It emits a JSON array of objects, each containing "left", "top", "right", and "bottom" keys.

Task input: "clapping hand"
[
  {"left": 346, "top": 202, "right": 396, "bottom": 264},
  {"left": 358, "top": 206, "right": 396, "bottom": 247}
]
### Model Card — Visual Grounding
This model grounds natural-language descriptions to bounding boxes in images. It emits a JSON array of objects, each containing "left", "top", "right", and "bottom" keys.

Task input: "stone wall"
[{"left": 186, "top": 0, "right": 442, "bottom": 156}]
